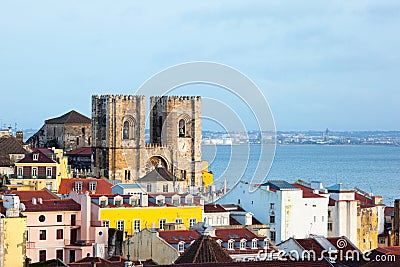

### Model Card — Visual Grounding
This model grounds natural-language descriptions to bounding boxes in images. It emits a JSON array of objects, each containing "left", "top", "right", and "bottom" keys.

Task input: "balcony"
[
  {"left": 26, "top": 242, "right": 35, "bottom": 249},
  {"left": 11, "top": 175, "right": 56, "bottom": 179}
]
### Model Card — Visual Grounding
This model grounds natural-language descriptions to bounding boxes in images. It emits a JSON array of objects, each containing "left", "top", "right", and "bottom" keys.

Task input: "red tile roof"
[
  {"left": 158, "top": 259, "right": 332, "bottom": 266},
  {"left": 292, "top": 183, "right": 326, "bottom": 198},
  {"left": 22, "top": 198, "right": 81, "bottom": 212},
  {"left": 159, "top": 230, "right": 201, "bottom": 244},
  {"left": 66, "top": 147, "right": 92, "bottom": 156},
  {"left": 58, "top": 178, "right": 113, "bottom": 195},
  {"left": 385, "top": 206, "right": 394, "bottom": 216},
  {"left": 45, "top": 110, "right": 91, "bottom": 124},
  {"left": 214, "top": 228, "right": 258, "bottom": 242},
  {"left": 9, "top": 189, "right": 59, "bottom": 201},
  {"left": 204, "top": 204, "right": 228, "bottom": 213},
  {"left": 17, "top": 149, "right": 55, "bottom": 164}
]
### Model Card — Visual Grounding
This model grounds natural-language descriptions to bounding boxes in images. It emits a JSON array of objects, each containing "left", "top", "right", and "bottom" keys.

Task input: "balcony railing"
[
  {"left": 10, "top": 174, "right": 56, "bottom": 179},
  {"left": 26, "top": 242, "right": 35, "bottom": 249}
]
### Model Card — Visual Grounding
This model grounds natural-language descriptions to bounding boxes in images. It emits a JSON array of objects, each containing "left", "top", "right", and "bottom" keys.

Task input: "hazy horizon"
[{"left": 1, "top": 1, "right": 399, "bottom": 131}]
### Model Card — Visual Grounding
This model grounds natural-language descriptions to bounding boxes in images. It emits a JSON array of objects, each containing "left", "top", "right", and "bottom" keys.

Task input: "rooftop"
[
  {"left": 23, "top": 198, "right": 81, "bottom": 212},
  {"left": 45, "top": 110, "right": 91, "bottom": 124},
  {"left": 261, "top": 180, "right": 300, "bottom": 191},
  {"left": 137, "top": 166, "right": 175, "bottom": 182}
]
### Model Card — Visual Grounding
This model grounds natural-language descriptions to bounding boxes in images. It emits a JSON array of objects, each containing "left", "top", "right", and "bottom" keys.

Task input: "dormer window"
[
  {"left": 89, "top": 181, "right": 97, "bottom": 191},
  {"left": 240, "top": 239, "right": 246, "bottom": 250},
  {"left": 178, "top": 241, "right": 185, "bottom": 252},
  {"left": 252, "top": 239, "right": 258, "bottom": 249},
  {"left": 33, "top": 153, "right": 39, "bottom": 161},
  {"left": 99, "top": 196, "right": 108, "bottom": 208},
  {"left": 216, "top": 239, "right": 222, "bottom": 246},
  {"left": 263, "top": 238, "right": 270, "bottom": 249},
  {"left": 114, "top": 196, "right": 123, "bottom": 207},
  {"left": 228, "top": 240, "right": 234, "bottom": 250},
  {"left": 130, "top": 196, "right": 139, "bottom": 207},
  {"left": 172, "top": 195, "right": 180, "bottom": 206},
  {"left": 156, "top": 195, "right": 165, "bottom": 206},
  {"left": 75, "top": 181, "right": 83, "bottom": 191},
  {"left": 185, "top": 195, "right": 193, "bottom": 206}
]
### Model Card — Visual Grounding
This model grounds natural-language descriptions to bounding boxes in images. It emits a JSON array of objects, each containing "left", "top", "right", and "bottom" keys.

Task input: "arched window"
[
  {"left": 123, "top": 121, "right": 130, "bottom": 140},
  {"left": 178, "top": 119, "right": 185, "bottom": 137}
]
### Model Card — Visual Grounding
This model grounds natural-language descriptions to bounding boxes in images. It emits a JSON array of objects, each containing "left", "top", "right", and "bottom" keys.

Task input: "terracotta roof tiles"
[{"left": 45, "top": 110, "right": 91, "bottom": 124}]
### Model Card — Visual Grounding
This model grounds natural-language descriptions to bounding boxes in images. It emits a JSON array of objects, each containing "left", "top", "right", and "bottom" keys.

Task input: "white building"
[{"left": 217, "top": 180, "right": 329, "bottom": 244}]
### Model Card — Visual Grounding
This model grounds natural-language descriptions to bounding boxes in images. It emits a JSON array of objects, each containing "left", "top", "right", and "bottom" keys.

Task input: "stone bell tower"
[
  {"left": 91, "top": 95, "right": 146, "bottom": 181},
  {"left": 150, "top": 96, "right": 202, "bottom": 187}
]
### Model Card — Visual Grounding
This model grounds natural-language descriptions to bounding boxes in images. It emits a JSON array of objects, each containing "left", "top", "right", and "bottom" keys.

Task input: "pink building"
[{"left": 13, "top": 191, "right": 108, "bottom": 264}]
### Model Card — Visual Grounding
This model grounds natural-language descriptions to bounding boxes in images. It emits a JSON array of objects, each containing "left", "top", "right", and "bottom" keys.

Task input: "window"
[
  {"left": 39, "top": 250, "right": 46, "bottom": 262},
  {"left": 124, "top": 170, "right": 131, "bottom": 181},
  {"left": 328, "top": 222, "right": 333, "bottom": 231},
  {"left": 103, "top": 220, "right": 110, "bottom": 228},
  {"left": 178, "top": 241, "right": 185, "bottom": 252},
  {"left": 56, "top": 229, "right": 63, "bottom": 240},
  {"left": 189, "top": 218, "right": 196, "bottom": 228},
  {"left": 89, "top": 182, "right": 97, "bottom": 191},
  {"left": 270, "top": 203, "right": 275, "bottom": 209},
  {"left": 56, "top": 249, "right": 63, "bottom": 261},
  {"left": 240, "top": 239, "right": 246, "bottom": 250},
  {"left": 39, "top": 215, "right": 46, "bottom": 222},
  {"left": 46, "top": 167, "right": 52, "bottom": 177},
  {"left": 328, "top": 210, "right": 331, "bottom": 218},
  {"left": 57, "top": 215, "right": 62, "bottom": 222},
  {"left": 69, "top": 250, "right": 76, "bottom": 263},
  {"left": 270, "top": 231, "right": 276, "bottom": 242},
  {"left": 178, "top": 119, "right": 186, "bottom": 137},
  {"left": 75, "top": 181, "right": 82, "bottom": 191},
  {"left": 39, "top": 230, "right": 46, "bottom": 240},
  {"left": 322, "top": 216, "right": 324, "bottom": 222},
  {"left": 115, "top": 200, "right": 122, "bottom": 207},
  {"left": 32, "top": 167, "right": 38, "bottom": 178},
  {"left": 176, "top": 218, "right": 183, "bottom": 224},
  {"left": 123, "top": 121, "right": 130, "bottom": 140},
  {"left": 146, "top": 184, "right": 152, "bottom": 192},
  {"left": 17, "top": 167, "right": 23, "bottom": 177},
  {"left": 252, "top": 239, "right": 258, "bottom": 249},
  {"left": 270, "top": 215, "right": 275, "bottom": 224},
  {"left": 163, "top": 184, "right": 168, "bottom": 192},
  {"left": 264, "top": 239, "right": 269, "bottom": 248},
  {"left": 131, "top": 198, "right": 139, "bottom": 207},
  {"left": 117, "top": 220, "right": 125, "bottom": 231},
  {"left": 159, "top": 219, "right": 166, "bottom": 230},
  {"left": 312, "top": 204, "right": 316, "bottom": 207},
  {"left": 379, "top": 237, "right": 386, "bottom": 244},
  {"left": 172, "top": 197, "right": 180, "bottom": 206},
  {"left": 33, "top": 153, "right": 39, "bottom": 161},
  {"left": 134, "top": 220, "right": 141, "bottom": 232},
  {"left": 71, "top": 214, "right": 76, "bottom": 226},
  {"left": 100, "top": 200, "right": 107, "bottom": 207},
  {"left": 314, "top": 216, "right": 316, "bottom": 222},
  {"left": 228, "top": 240, "right": 234, "bottom": 250}
]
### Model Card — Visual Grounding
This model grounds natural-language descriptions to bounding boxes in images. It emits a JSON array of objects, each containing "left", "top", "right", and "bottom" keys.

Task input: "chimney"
[
  {"left": 16, "top": 131, "right": 24, "bottom": 143},
  {"left": 373, "top": 196, "right": 382, "bottom": 205},
  {"left": 37, "top": 198, "right": 43, "bottom": 204},
  {"left": 32, "top": 198, "right": 37, "bottom": 205}
]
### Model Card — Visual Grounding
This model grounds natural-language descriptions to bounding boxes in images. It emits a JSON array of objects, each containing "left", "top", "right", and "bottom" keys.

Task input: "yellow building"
[
  {"left": 201, "top": 161, "right": 213, "bottom": 188},
  {"left": 8, "top": 147, "right": 71, "bottom": 192},
  {"left": 1, "top": 195, "right": 27, "bottom": 267},
  {"left": 92, "top": 193, "right": 203, "bottom": 237}
]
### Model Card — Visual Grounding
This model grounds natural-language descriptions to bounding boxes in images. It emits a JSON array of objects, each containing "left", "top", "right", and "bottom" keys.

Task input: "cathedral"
[{"left": 91, "top": 95, "right": 202, "bottom": 187}]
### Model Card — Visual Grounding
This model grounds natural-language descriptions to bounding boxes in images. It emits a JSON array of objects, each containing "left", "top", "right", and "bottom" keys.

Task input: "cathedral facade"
[{"left": 91, "top": 95, "right": 202, "bottom": 187}]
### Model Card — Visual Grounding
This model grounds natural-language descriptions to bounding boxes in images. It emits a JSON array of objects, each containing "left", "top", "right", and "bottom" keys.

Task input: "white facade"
[{"left": 217, "top": 181, "right": 328, "bottom": 244}]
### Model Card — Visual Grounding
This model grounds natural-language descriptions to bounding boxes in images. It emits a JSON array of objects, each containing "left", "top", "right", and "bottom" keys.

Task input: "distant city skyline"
[{"left": 1, "top": 1, "right": 399, "bottom": 131}]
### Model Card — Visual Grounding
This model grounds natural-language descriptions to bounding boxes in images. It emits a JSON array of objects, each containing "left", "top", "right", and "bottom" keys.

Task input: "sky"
[{"left": 0, "top": 0, "right": 399, "bottom": 131}]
